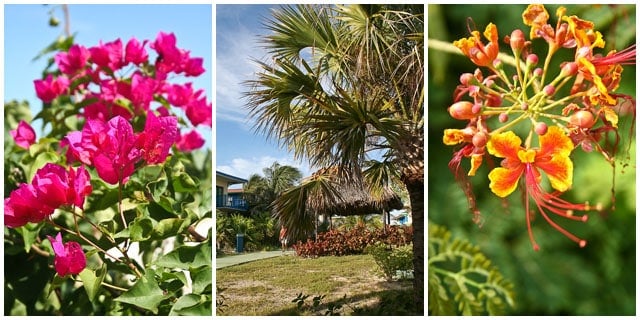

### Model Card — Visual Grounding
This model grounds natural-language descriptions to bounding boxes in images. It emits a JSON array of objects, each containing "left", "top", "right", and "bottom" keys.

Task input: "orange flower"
[
  {"left": 453, "top": 23, "right": 499, "bottom": 67},
  {"left": 522, "top": 4, "right": 550, "bottom": 39},
  {"left": 487, "top": 126, "right": 591, "bottom": 250},
  {"left": 487, "top": 126, "right": 573, "bottom": 197}
]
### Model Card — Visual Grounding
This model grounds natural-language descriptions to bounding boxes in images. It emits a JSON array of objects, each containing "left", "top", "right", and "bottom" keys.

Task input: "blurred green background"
[{"left": 427, "top": 4, "right": 635, "bottom": 315}]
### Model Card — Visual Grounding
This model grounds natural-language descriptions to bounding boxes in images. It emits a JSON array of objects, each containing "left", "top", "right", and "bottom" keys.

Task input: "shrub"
[
  {"left": 366, "top": 243, "right": 414, "bottom": 281},
  {"left": 293, "top": 225, "right": 412, "bottom": 258}
]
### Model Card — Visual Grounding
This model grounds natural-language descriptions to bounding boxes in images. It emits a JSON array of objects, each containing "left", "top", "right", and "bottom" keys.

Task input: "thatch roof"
[
  {"left": 304, "top": 167, "right": 403, "bottom": 217},
  {"left": 271, "top": 166, "right": 404, "bottom": 240}
]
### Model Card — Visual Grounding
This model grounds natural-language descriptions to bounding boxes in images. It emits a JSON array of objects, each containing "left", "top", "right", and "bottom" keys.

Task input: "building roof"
[{"left": 216, "top": 171, "right": 248, "bottom": 184}]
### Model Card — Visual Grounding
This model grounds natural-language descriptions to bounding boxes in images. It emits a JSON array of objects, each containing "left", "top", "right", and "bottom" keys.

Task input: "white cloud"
[
  {"left": 215, "top": 21, "right": 268, "bottom": 129},
  {"left": 216, "top": 155, "right": 313, "bottom": 181}
]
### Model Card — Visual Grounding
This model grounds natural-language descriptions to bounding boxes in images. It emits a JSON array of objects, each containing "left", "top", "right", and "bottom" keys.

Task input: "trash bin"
[{"left": 236, "top": 233, "right": 244, "bottom": 253}]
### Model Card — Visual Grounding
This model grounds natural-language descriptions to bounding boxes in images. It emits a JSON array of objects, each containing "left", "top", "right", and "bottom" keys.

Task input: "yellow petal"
[
  {"left": 537, "top": 153, "right": 574, "bottom": 192},
  {"left": 468, "top": 154, "right": 483, "bottom": 176},
  {"left": 487, "top": 131, "right": 522, "bottom": 159},
  {"left": 488, "top": 166, "right": 524, "bottom": 197},
  {"left": 538, "top": 126, "right": 573, "bottom": 158},
  {"left": 443, "top": 129, "right": 465, "bottom": 145}
]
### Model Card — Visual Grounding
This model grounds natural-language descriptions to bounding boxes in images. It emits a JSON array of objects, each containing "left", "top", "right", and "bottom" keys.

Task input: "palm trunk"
[{"left": 404, "top": 178, "right": 424, "bottom": 315}]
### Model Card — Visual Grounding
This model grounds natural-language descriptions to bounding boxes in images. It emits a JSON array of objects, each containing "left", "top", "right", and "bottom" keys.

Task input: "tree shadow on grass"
[{"left": 268, "top": 283, "right": 417, "bottom": 316}]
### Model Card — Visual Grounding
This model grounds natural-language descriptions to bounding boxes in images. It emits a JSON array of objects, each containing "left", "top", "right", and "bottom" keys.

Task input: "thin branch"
[{"left": 428, "top": 38, "right": 524, "bottom": 69}]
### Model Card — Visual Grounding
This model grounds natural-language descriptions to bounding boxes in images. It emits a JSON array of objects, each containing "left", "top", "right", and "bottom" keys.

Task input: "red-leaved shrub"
[{"left": 293, "top": 225, "right": 413, "bottom": 258}]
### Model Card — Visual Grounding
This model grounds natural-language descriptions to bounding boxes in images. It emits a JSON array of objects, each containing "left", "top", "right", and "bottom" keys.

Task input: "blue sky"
[
  {"left": 4, "top": 4, "right": 212, "bottom": 149},
  {"left": 215, "top": 4, "right": 313, "bottom": 181}
]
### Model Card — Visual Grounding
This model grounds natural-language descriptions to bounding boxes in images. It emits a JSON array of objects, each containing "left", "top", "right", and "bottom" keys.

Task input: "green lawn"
[{"left": 216, "top": 254, "right": 415, "bottom": 316}]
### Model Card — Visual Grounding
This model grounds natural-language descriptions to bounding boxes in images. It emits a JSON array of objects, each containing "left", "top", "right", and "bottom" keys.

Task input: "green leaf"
[
  {"left": 79, "top": 264, "right": 107, "bottom": 302},
  {"left": 169, "top": 294, "right": 212, "bottom": 316},
  {"left": 27, "top": 151, "right": 59, "bottom": 182},
  {"left": 15, "top": 223, "right": 44, "bottom": 253},
  {"left": 154, "top": 239, "right": 212, "bottom": 270},
  {"left": 146, "top": 171, "right": 168, "bottom": 202},
  {"left": 129, "top": 217, "right": 154, "bottom": 242},
  {"left": 114, "top": 269, "right": 169, "bottom": 314},
  {"left": 191, "top": 266, "right": 212, "bottom": 295},
  {"left": 151, "top": 218, "right": 185, "bottom": 239},
  {"left": 172, "top": 172, "right": 198, "bottom": 192}
]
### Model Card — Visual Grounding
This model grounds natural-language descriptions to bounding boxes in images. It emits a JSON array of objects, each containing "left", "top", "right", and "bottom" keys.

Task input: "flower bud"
[
  {"left": 534, "top": 67, "right": 543, "bottom": 77},
  {"left": 560, "top": 62, "right": 578, "bottom": 77},
  {"left": 534, "top": 122, "right": 548, "bottom": 135},
  {"left": 569, "top": 110, "right": 595, "bottom": 129},
  {"left": 472, "top": 132, "right": 488, "bottom": 148},
  {"left": 460, "top": 73, "right": 475, "bottom": 86},
  {"left": 526, "top": 54, "right": 538, "bottom": 66},
  {"left": 510, "top": 29, "right": 525, "bottom": 52},
  {"left": 543, "top": 84, "right": 555, "bottom": 96},
  {"left": 498, "top": 112, "right": 509, "bottom": 123},
  {"left": 448, "top": 101, "right": 480, "bottom": 120},
  {"left": 492, "top": 59, "right": 503, "bottom": 69},
  {"left": 521, "top": 103, "right": 529, "bottom": 111}
]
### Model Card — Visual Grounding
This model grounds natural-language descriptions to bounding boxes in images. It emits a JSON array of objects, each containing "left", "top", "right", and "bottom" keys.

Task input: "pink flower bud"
[
  {"left": 448, "top": 101, "right": 480, "bottom": 120},
  {"left": 543, "top": 84, "right": 555, "bottom": 96},
  {"left": 460, "top": 73, "right": 474, "bottom": 86},
  {"left": 521, "top": 103, "right": 529, "bottom": 111},
  {"left": 534, "top": 122, "right": 548, "bottom": 135},
  {"left": 526, "top": 54, "right": 538, "bottom": 66},
  {"left": 510, "top": 29, "right": 525, "bottom": 52},
  {"left": 561, "top": 62, "right": 578, "bottom": 77},
  {"left": 534, "top": 68, "right": 543, "bottom": 77},
  {"left": 499, "top": 112, "right": 509, "bottom": 123}
]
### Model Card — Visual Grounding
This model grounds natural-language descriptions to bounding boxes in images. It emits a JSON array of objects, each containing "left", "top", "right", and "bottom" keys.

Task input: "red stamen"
[
  {"left": 592, "top": 44, "right": 636, "bottom": 66},
  {"left": 523, "top": 165, "right": 592, "bottom": 248}
]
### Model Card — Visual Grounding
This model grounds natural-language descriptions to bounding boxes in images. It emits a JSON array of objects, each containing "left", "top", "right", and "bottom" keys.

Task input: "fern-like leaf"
[{"left": 428, "top": 223, "right": 516, "bottom": 316}]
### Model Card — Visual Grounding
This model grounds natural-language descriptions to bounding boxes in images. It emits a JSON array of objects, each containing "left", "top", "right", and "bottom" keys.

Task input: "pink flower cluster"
[
  {"left": 5, "top": 164, "right": 92, "bottom": 228},
  {"left": 34, "top": 31, "right": 211, "bottom": 147},
  {"left": 62, "top": 112, "right": 177, "bottom": 184}
]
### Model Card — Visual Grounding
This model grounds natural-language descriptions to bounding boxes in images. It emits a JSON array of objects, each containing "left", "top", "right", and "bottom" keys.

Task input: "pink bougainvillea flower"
[
  {"left": 30, "top": 163, "right": 93, "bottom": 210},
  {"left": 89, "top": 39, "right": 124, "bottom": 71},
  {"left": 130, "top": 73, "right": 156, "bottom": 112},
  {"left": 83, "top": 99, "right": 132, "bottom": 122},
  {"left": 136, "top": 112, "right": 178, "bottom": 164},
  {"left": 181, "top": 54, "right": 205, "bottom": 77},
  {"left": 69, "top": 166, "right": 93, "bottom": 209},
  {"left": 32, "top": 163, "right": 72, "bottom": 210},
  {"left": 92, "top": 116, "right": 141, "bottom": 185},
  {"left": 4, "top": 184, "right": 54, "bottom": 228},
  {"left": 10, "top": 120, "right": 37, "bottom": 149},
  {"left": 185, "top": 95, "right": 212, "bottom": 127},
  {"left": 176, "top": 129, "right": 205, "bottom": 152},
  {"left": 55, "top": 44, "right": 90, "bottom": 75},
  {"left": 167, "top": 83, "right": 194, "bottom": 107},
  {"left": 151, "top": 32, "right": 182, "bottom": 74},
  {"left": 47, "top": 233, "right": 86, "bottom": 277},
  {"left": 487, "top": 126, "right": 593, "bottom": 250},
  {"left": 34, "top": 74, "right": 69, "bottom": 103},
  {"left": 125, "top": 37, "right": 148, "bottom": 65}
]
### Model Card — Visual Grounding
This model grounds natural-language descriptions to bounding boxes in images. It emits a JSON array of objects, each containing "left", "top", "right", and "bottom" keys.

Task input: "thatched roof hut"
[
  {"left": 304, "top": 167, "right": 403, "bottom": 217},
  {"left": 271, "top": 166, "right": 403, "bottom": 240}
]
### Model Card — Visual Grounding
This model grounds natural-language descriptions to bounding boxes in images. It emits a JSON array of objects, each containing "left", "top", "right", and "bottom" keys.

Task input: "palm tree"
[
  {"left": 244, "top": 161, "right": 302, "bottom": 214},
  {"left": 244, "top": 4, "right": 424, "bottom": 313}
]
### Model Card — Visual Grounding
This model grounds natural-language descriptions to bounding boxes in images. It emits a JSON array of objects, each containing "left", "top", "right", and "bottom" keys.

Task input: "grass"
[{"left": 216, "top": 254, "right": 416, "bottom": 316}]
